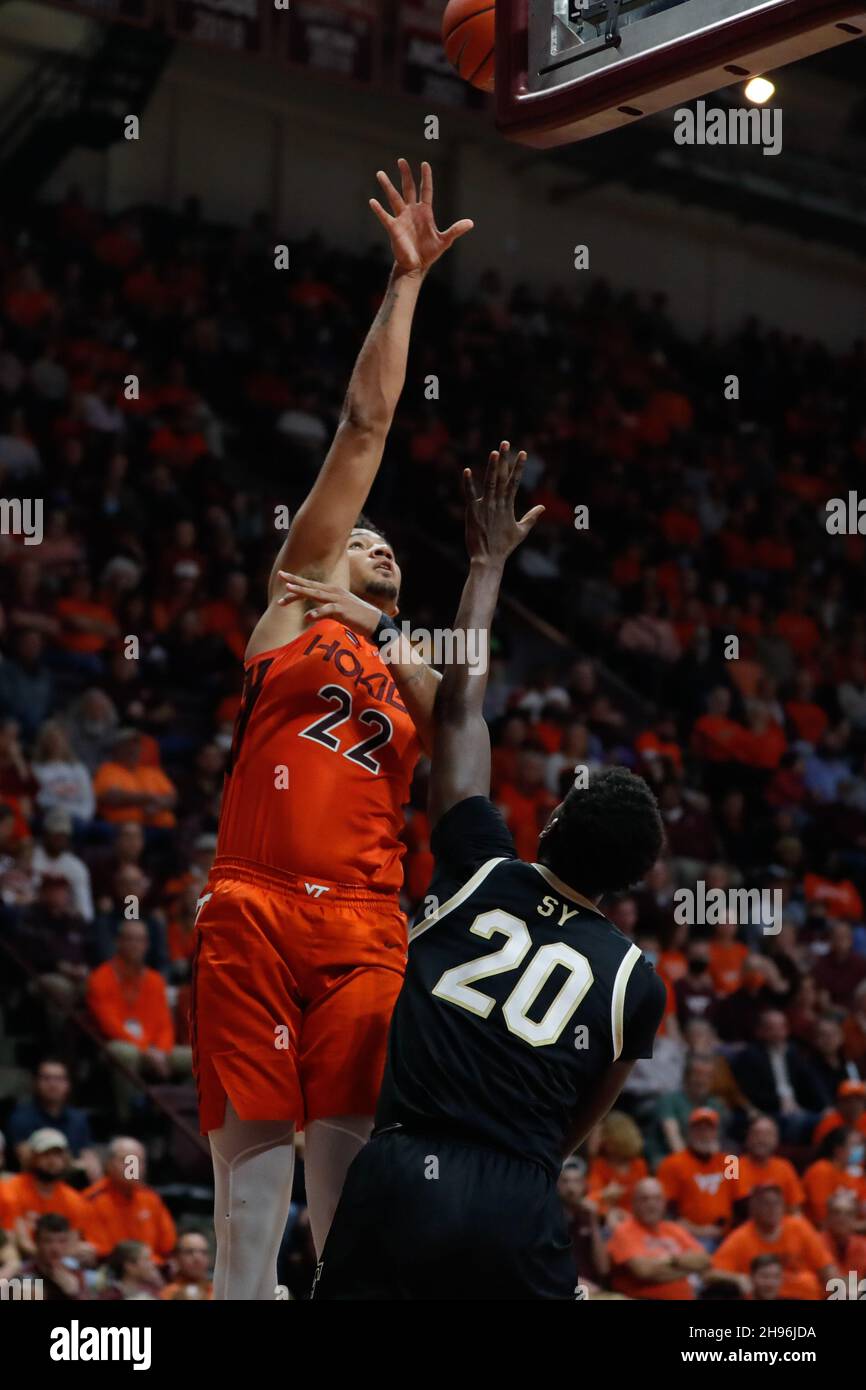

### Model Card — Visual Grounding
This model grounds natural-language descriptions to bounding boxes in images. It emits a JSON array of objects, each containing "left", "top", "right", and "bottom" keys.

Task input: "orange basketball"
[{"left": 442, "top": 0, "right": 496, "bottom": 93}]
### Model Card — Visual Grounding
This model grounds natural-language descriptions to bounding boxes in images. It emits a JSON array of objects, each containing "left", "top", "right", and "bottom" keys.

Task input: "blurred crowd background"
[{"left": 0, "top": 188, "right": 864, "bottom": 1300}]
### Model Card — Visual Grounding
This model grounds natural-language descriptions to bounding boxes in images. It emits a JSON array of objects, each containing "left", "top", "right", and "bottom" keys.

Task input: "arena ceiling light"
[{"left": 745, "top": 76, "right": 777, "bottom": 104}]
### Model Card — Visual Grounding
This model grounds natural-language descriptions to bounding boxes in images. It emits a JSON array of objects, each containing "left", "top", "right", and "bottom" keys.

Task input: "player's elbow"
[{"left": 339, "top": 393, "right": 392, "bottom": 436}]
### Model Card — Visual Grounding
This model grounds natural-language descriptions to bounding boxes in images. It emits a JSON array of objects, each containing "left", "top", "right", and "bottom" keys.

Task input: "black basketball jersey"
[{"left": 377, "top": 796, "right": 666, "bottom": 1176}]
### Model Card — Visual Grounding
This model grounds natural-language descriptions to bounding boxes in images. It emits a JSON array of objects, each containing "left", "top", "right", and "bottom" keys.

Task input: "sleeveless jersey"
[{"left": 216, "top": 619, "right": 421, "bottom": 894}]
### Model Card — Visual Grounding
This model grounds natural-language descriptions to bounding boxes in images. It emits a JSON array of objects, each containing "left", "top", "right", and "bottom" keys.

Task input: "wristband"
[{"left": 372, "top": 612, "right": 400, "bottom": 648}]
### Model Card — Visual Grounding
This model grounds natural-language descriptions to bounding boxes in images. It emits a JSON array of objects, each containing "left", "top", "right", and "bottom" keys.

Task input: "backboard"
[{"left": 495, "top": 0, "right": 866, "bottom": 145}]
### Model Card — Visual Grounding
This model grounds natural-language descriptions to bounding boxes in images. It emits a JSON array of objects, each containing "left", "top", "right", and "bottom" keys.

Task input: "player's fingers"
[
  {"left": 482, "top": 449, "right": 499, "bottom": 498},
  {"left": 495, "top": 441, "right": 511, "bottom": 497},
  {"left": 518, "top": 504, "right": 545, "bottom": 533},
  {"left": 440, "top": 218, "right": 474, "bottom": 248},
  {"left": 397, "top": 157, "right": 417, "bottom": 204},
  {"left": 461, "top": 467, "right": 476, "bottom": 506},
  {"left": 303, "top": 603, "right": 337, "bottom": 624},
  {"left": 369, "top": 198, "right": 395, "bottom": 231},
  {"left": 420, "top": 161, "right": 433, "bottom": 205},
  {"left": 508, "top": 450, "right": 527, "bottom": 496},
  {"left": 375, "top": 171, "right": 405, "bottom": 215},
  {"left": 276, "top": 592, "right": 303, "bottom": 606}
]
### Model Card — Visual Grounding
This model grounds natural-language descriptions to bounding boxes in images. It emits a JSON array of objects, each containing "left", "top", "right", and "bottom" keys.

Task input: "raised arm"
[
  {"left": 263, "top": 161, "right": 471, "bottom": 601},
  {"left": 428, "top": 444, "right": 543, "bottom": 828}
]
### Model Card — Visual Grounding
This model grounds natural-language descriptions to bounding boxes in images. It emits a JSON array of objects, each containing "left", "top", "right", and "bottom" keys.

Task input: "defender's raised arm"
[{"left": 428, "top": 443, "right": 543, "bottom": 827}]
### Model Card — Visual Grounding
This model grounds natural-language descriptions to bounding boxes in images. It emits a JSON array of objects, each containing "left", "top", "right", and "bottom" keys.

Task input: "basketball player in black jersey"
[{"left": 313, "top": 443, "right": 667, "bottom": 1300}]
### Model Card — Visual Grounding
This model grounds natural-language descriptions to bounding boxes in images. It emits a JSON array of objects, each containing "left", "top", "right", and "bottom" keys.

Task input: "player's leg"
[
  {"left": 192, "top": 875, "right": 305, "bottom": 1298},
  {"left": 300, "top": 956, "right": 405, "bottom": 1254},
  {"left": 209, "top": 1100, "right": 296, "bottom": 1301},
  {"left": 303, "top": 1113, "right": 372, "bottom": 1256}
]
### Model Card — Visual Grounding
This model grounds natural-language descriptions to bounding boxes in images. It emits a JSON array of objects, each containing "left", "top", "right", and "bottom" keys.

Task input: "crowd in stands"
[{"left": 0, "top": 187, "right": 864, "bottom": 1298}]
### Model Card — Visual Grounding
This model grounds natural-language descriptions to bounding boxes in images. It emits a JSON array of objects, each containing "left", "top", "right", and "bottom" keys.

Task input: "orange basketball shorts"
[{"left": 190, "top": 856, "right": 407, "bottom": 1134}]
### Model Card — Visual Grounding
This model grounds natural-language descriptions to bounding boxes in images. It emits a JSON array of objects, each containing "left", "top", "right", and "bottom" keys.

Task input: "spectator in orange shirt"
[
  {"left": 586, "top": 1111, "right": 648, "bottom": 1219},
  {"left": 708, "top": 918, "right": 748, "bottom": 997},
  {"left": 83, "top": 1136, "right": 176, "bottom": 1260},
  {"left": 93, "top": 728, "right": 177, "bottom": 829},
  {"left": 813, "top": 1080, "right": 866, "bottom": 1146},
  {"left": 657, "top": 1109, "right": 734, "bottom": 1247},
  {"left": 54, "top": 573, "right": 119, "bottom": 670},
  {"left": 711, "top": 1185, "right": 837, "bottom": 1300},
  {"left": 607, "top": 1178, "right": 710, "bottom": 1300},
  {"left": 823, "top": 1190, "right": 866, "bottom": 1285},
  {"left": 804, "top": 871, "right": 864, "bottom": 924},
  {"left": 86, "top": 920, "right": 193, "bottom": 1119},
  {"left": 0, "top": 1129, "right": 94, "bottom": 1257},
  {"left": 802, "top": 1129, "right": 866, "bottom": 1227},
  {"left": 691, "top": 686, "right": 748, "bottom": 764},
  {"left": 735, "top": 1116, "right": 805, "bottom": 1213},
  {"left": 496, "top": 748, "right": 557, "bottom": 862},
  {"left": 749, "top": 1253, "right": 784, "bottom": 1301},
  {"left": 160, "top": 1231, "right": 214, "bottom": 1300}
]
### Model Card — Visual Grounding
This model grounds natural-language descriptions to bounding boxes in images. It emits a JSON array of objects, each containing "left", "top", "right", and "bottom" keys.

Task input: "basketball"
[{"left": 442, "top": 0, "right": 496, "bottom": 93}]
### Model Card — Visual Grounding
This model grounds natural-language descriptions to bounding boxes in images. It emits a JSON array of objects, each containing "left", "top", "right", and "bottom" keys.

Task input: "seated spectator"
[
  {"left": 86, "top": 920, "right": 193, "bottom": 1119},
  {"left": 647, "top": 1052, "right": 728, "bottom": 1166},
  {"left": 0, "top": 1129, "right": 93, "bottom": 1257},
  {"left": 749, "top": 1253, "right": 784, "bottom": 1301},
  {"left": 18, "top": 1212, "right": 86, "bottom": 1301},
  {"left": 843, "top": 981, "right": 866, "bottom": 1068},
  {"left": 673, "top": 945, "right": 717, "bottom": 1028},
  {"left": 6, "top": 1059, "right": 98, "bottom": 1179},
  {"left": 93, "top": 863, "right": 168, "bottom": 973},
  {"left": 813, "top": 922, "right": 866, "bottom": 1009},
  {"left": 32, "top": 809, "right": 94, "bottom": 922},
  {"left": 607, "top": 1177, "right": 710, "bottom": 1300},
  {"left": 802, "top": 1128, "right": 866, "bottom": 1227},
  {"left": 656, "top": 1108, "right": 734, "bottom": 1248},
  {"left": 813, "top": 1078, "right": 866, "bottom": 1145},
  {"left": 712, "top": 953, "right": 792, "bottom": 1042},
  {"left": 495, "top": 748, "right": 557, "bottom": 861},
  {"left": 93, "top": 728, "right": 177, "bottom": 829},
  {"left": 734, "top": 1116, "right": 805, "bottom": 1212},
  {"left": 586, "top": 1112, "right": 648, "bottom": 1219},
  {"left": 13, "top": 876, "right": 91, "bottom": 1032},
  {"left": 160, "top": 1231, "right": 214, "bottom": 1300},
  {"left": 822, "top": 1190, "right": 866, "bottom": 1285},
  {"left": 731, "top": 1009, "right": 826, "bottom": 1142},
  {"left": 99, "top": 1239, "right": 162, "bottom": 1300},
  {"left": 54, "top": 572, "right": 120, "bottom": 673},
  {"left": 707, "top": 916, "right": 748, "bottom": 997},
  {"left": 31, "top": 721, "right": 96, "bottom": 826},
  {"left": 0, "top": 718, "right": 38, "bottom": 817},
  {"left": 807, "top": 1013, "right": 862, "bottom": 1104},
  {"left": 0, "top": 629, "right": 54, "bottom": 738},
  {"left": 711, "top": 1184, "right": 836, "bottom": 1299},
  {"left": 83, "top": 1137, "right": 176, "bottom": 1261}
]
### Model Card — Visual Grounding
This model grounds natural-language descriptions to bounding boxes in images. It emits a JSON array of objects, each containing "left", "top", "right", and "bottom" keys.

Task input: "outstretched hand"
[
  {"left": 463, "top": 442, "right": 545, "bottom": 566},
  {"left": 370, "top": 159, "right": 473, "bottom": 276}
]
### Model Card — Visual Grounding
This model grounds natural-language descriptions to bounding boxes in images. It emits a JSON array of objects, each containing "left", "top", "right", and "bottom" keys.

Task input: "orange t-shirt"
[
  {"left": 217, "top": 620, "right": 421, "bottom": 895},
  {"left": 691, "top": 714, "right": 748, "bottom": 763},
  {"left": 657, "top": 1150, "right": 734, "bottom": 1229},
  {"left": 802, "top": 1160, "right": 866, "bottom": 1226},
  {"left": 587, "top": 1156, "right": 648, "bottom": 1216},
  {"left": 608, "top": 1214, "right": 702, "bottom": 1300},
  {"left": 93, "top": 761, "right": 176, "bottom": 827},
  {"left": 55, "top": 597, "right": 117, "bottom": 654},
  {"left": 713, "top": 1216, "right": 833, "bottom": 1300},
  {"left": 0, "top": 1172, "right": 92, "bottom": 1241},
  {"left": 82, "top": 1178, "right": 176, "bottom": 1258},
  {"left": 812, "top": 1110, "right": 866, "bottom": 1146},
  {"left": 708, "top": 941, "right": 748, "bottom": 996},
  {"left": 734, "top": 1155, "right": 805, "bottom": 1210},
  {"left": 803, "top": 874, "right": 864, "bottom": 922},
  {"left": 86, "top": 960, "right": 175, "bottom": 1052}
]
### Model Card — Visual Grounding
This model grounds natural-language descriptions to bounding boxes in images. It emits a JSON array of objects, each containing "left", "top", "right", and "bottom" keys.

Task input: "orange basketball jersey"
[{"left": 217, "top": 620, "right": 421, "bottom": 894}]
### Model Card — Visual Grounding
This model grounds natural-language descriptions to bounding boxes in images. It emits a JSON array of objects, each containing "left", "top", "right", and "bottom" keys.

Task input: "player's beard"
[{"left": 364, "top": 578, "right": 399, "bottom": 606}]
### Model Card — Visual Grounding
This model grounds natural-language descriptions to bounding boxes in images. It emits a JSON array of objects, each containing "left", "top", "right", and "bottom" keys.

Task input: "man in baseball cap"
[
  {"left": 0, "top": 1128, "right": 93, "bottom": 1256},
  {"left": 812, "top": 1078, "right": 866, "bottom": 1146}
]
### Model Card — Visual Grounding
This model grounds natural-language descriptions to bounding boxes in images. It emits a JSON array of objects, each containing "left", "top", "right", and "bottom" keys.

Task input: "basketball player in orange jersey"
[{"left": 191, "top": 159, "right": 473, "bottom": 1300}]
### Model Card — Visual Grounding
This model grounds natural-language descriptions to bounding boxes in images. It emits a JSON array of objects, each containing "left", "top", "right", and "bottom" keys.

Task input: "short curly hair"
[{"left": 537, "top": 766, "right": 665, "bottom": 898}]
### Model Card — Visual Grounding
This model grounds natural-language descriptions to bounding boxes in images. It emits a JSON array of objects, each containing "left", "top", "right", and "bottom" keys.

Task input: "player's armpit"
[{"left": 562, "top": 1058, "right": 636, "bottom": 1158}]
